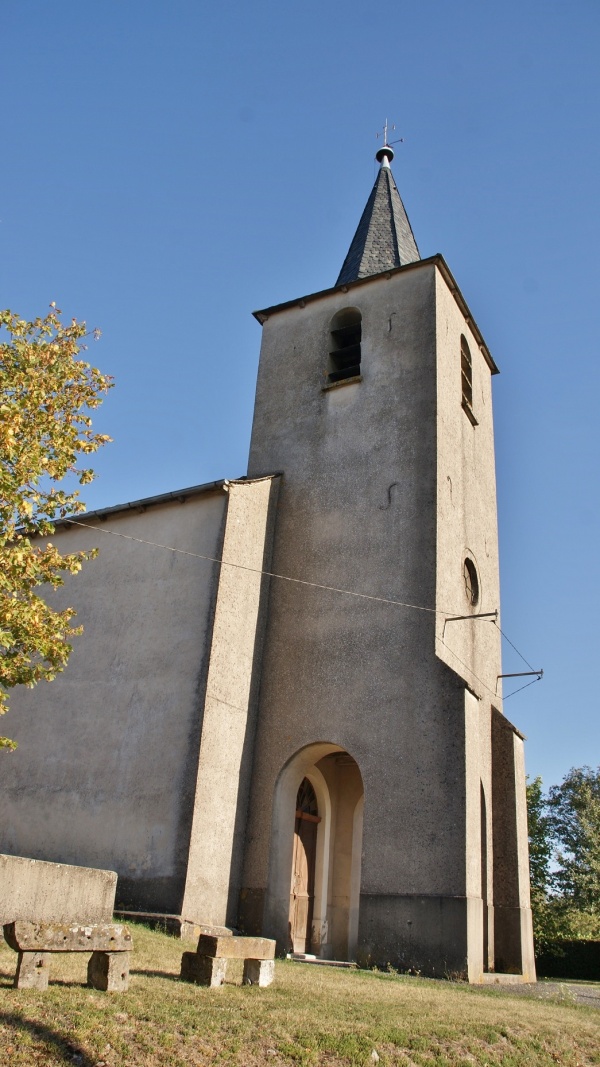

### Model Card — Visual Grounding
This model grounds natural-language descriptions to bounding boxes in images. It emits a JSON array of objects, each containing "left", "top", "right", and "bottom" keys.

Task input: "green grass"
[{"left": 0, "top": 923, "right": 599, "bottom": 1065}]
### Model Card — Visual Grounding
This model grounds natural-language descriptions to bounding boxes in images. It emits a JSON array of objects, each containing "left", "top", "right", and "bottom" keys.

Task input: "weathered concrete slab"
[
  {"left": 88, "top": 950, "right": 131, "bottom": 991},
  {"left": 0, "top": 855, "right": 117, "bottom": 925},
  {"left": 196, "top": 934, "right": 275, "bottom": 959},
  {"left": 181, "top": 922, "right": 237, "bottom": 941},
  {"left": 4, "top": 921, "right": 132, "bottom": 953}
]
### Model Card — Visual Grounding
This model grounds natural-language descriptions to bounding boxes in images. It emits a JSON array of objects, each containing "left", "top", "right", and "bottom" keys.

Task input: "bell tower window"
[
  {"left": 328, "top": 308, "right": 362, "bottom": 384},
  {"left": 461, "top": 335, "right": 478, "bottom": 425},
  {"left": 463, "top": 557, "right": 480, "bottom": 606}
]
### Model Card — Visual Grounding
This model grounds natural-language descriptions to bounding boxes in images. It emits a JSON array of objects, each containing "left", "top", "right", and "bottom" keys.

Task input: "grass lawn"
[{"left": 0, "top": 922, "right": 598, "bottom": 1066}]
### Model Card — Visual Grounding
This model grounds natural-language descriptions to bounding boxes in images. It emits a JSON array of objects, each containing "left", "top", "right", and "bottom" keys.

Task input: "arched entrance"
[{"left": 265, "top": 742, "right": 364, "bottom": 960}]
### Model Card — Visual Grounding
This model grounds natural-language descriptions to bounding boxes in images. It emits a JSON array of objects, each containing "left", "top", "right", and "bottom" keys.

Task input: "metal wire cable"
[
  {"left": 65, "top": 518, "right": 460, "bottom": 619},
  {"left": 437, "top": 637, "right": 498, "bottom": 700},
  {"left": 492, "top": 620, "right": 537, "bottom": 673},
  {"left": 65, "top": 517, "right": 540, "bottom": 699},
  {"left": 504, "top": 676, "right": 543, "bottom": 701}
]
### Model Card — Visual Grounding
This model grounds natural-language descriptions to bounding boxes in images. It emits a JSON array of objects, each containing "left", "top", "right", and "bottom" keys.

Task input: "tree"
[
  {"left": 527, "top": 776, "right": 552, "bottom": 899},
  {"left": 548, "top": 766, "right": 600, "bottom": 915},
  {"left": 526, "top": 768, "right": 600, "bottom": 945},
  {"left": 526, "top": 775, "right": 561, "bottom": 946},
  {"left": 0, "top": 306, "right": 112, "bottom": 749}
]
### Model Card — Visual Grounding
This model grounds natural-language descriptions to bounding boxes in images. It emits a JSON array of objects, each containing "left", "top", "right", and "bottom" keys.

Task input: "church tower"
[{"left": 240, "top": 142, "right": 535, "bottom": 982}]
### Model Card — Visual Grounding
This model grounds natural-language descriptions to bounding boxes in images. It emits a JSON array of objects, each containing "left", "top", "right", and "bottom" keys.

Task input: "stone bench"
[
  {"left": 0, "top": 854, "right": 117, "bottom": 928},
  {"left": 180, "top": 934, "right": 276, "bottom": 988},
  {"left": 3, "top": 921, "right": 133, "bottom": 991}
]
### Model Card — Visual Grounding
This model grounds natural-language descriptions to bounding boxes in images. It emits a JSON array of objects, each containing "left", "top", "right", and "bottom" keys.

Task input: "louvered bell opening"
[
  {"left": 329, "top": 343, "right": 361, "bottom": 369},
  {"left": 461, "top": 361, "right": 473, "bottom": 409},
  {"left": 331, "top": 323, "right": 361, "bottom": 347},
  {"left": 328, "top": 311, "right": 362, "bottom": 384},
  {"left": 328, "top": 364, "right": 361, "bottom": 383}
]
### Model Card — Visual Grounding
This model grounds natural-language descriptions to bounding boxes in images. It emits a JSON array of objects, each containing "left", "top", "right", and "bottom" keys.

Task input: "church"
[{"left": 1, "top": 141, "right": 536, "bottom": 982}]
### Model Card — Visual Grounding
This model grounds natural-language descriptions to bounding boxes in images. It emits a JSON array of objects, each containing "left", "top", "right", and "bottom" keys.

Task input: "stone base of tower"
[{"left": 356, "top": 894, "right": 534, "bottom": 983}]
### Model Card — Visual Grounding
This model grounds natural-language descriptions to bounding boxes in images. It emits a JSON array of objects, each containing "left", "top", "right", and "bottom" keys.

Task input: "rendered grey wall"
[
  {"left": 0, "top": 491, "right": 227, "bottom": 913},
  {"left": 244, "top": 265, "right": 474, "bottom": 970},
  {"left": 434, "top": 268, "right": 502, "bottom": 700}
]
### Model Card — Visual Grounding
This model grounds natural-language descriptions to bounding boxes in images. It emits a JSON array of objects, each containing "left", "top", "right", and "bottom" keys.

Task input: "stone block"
[
  {"left": 179, "top": 921, "right": 236, "bottom": 941},
  {"left": 243, "top": 958, "right": 275, "bottom": 987},
  {"left": 196, "top": 934, "right": 275, "bottom": 960},
  {"left": 180, "top": 951, "right": 228, "bottom": 987},
  {"left": 0, "top": 855, "right": 116, "bottom": 925},
  {"left": 3, "top": 921, "right": 132, "bottom": 953},
  {"left": 14, "top": 951, "right": 50, "bottom": 990},
  {"left": 87, "top": 951, "right": 131, "bottom": 992}
]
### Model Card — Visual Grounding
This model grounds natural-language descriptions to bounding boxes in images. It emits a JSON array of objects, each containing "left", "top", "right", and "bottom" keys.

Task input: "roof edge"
[
  {"left": 253, "top": 254, "right": 498, "bottom": 375},
  {"left": 52, "top": 474, "right": 282, "bottom": 529}
]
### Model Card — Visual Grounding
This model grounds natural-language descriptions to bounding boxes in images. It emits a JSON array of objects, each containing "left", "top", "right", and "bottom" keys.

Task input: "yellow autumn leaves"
[{"left": 0, "top": 307, "right": 112, "bottom": 749}]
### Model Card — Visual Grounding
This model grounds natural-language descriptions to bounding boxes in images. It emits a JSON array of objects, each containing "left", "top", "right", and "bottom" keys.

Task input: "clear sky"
[{"left": 3, "top": 1, "right": 599, "bottom": 791}]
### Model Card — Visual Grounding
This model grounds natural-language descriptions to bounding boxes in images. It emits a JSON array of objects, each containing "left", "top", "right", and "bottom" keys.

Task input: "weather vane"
[{"left": 376, "top": 118, "right": 404, "bottom": 148}]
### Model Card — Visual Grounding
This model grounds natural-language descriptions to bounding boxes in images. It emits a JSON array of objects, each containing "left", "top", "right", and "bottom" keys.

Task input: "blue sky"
[{"left": 3, "top": 0, "right": 599, "bottom": 791}]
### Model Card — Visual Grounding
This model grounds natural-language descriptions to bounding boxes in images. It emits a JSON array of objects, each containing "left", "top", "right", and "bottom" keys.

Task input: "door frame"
[{"left": 265, "top": 743, "right": 338, "bottom": 955}]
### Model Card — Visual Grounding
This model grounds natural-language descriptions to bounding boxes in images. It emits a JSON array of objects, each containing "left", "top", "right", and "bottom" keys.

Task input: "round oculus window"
[{"left": 463, "top": 558, "right": 479, "bottom": 606}]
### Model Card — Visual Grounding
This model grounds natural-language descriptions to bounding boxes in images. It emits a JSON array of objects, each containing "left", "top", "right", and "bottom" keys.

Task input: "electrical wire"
[
  {"left": 65, "top": 519, "right": 458, "bottom": 618},
  {"left": 437, "top": 636, "right": 498, "bottom": 700},
  {"left": 504, "top": 676, "right": 543, "bottom": 701},
  {"left": 492, "top": 620, "right": 537, "bottom": 673},
  {"left": 65, "top": 517, "right": 540, "bottom": 700}
]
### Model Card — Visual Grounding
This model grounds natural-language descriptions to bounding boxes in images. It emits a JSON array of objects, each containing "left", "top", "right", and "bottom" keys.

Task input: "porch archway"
[{"left": 264, "top": 742, "right": 364, "bottom": 960}]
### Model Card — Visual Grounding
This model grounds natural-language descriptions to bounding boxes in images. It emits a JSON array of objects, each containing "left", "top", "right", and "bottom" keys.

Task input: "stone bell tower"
[{"left": 240, "top": 141, "right": 535, "bottom": 982}]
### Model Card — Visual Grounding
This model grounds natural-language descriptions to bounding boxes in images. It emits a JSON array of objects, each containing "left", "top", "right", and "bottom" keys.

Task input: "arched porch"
[{"left": 264, "top": 742, "right": 364, "bottom": 961}]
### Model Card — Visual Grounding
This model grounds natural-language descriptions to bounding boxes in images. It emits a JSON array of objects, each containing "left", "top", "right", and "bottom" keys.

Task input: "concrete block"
[
  {"left": 0, "top": 854, "right": 117, "bottom": 925},
  {"left": 180, "top": 951, "right": 228, "bottom": 987},
  {"left": 196, "top": 934, "right": 275, "bottom": 959},
  {"left": 87, "top": 951, "right": 131, "bottom": 992},
  {"left": 243, "top": 958, "right": 275, "bottom": 986},
  {"left": 14, "top": 952, "right": 50, "bottom": 990}
]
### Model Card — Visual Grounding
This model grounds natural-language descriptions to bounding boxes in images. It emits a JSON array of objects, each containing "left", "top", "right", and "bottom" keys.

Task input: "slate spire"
[{"left": 336, "top": 144, "right": 420, "bottom": 286}]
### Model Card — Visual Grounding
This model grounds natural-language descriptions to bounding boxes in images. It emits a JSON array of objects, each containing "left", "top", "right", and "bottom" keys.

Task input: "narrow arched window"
[
  {"left": 328, "top": 308, "right": 362, "bottom": 384},
  {"left": 461, "top": 335, "right": 477, "bottom": 425},
  {"left": 463, "top": 557, "right": 479, "bottom": 606},
  {"left": 296, "top": 777, "right": 319, "bottom": 818}
]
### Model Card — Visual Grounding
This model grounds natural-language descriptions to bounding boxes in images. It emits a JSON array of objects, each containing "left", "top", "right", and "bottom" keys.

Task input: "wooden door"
[{"left": 289, "top": 778, "right": 320, "bottom": 953}]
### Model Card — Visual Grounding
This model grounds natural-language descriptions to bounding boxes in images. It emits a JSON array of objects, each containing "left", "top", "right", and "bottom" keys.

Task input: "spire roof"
[{"left": 336, "top": 145, "right": 420, "bottom": 286}]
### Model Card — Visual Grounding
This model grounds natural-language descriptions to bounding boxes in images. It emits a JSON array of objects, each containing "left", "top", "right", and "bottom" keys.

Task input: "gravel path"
[{"left": 491, "top": 981, "right": 600, "bottom": 1008}]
